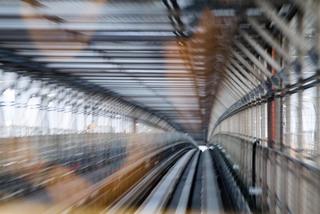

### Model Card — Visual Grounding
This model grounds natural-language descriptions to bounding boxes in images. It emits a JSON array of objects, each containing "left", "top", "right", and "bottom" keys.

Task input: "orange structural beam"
[{"left": 270, "top": 48, "right": 276, "bottom": 146}]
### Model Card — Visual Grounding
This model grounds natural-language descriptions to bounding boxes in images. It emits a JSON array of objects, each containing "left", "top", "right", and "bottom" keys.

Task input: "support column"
[
  {"left": 296, "top": 12, "right": 304, "bottom": 161},
  {"left": 267, "top": 49, "right": 276, "bottom": 148},
  {"left": 283, "top": 34, "right": 291, "bottom": 155},
  {"left": 133, "top": 118, "right": 137, "bottom": 134},
  {"left": 267, "top": 98, "right": 275, "bottom": 148},
  {"left": 315, "top": 0, "right": 320, "bottom": 166},
  {"left": 274, "top": 36, "right": 284, "bottom": 150}
]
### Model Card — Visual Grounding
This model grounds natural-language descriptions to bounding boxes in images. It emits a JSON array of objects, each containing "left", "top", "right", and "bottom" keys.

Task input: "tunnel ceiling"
[{"left": 0, "top": 0, "right": 301, "bottom": 141}]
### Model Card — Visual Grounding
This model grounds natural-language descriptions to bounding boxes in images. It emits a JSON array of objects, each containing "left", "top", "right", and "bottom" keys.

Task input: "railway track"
[
  {"left": 43, "top": 146, "right": 224, "bottom": 214},
  {"left": 103, "top": 149, "right": 223, "bottom": 214}
]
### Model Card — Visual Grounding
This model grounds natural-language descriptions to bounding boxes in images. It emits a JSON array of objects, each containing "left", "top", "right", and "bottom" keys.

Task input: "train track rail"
[
  {"left": 104, "top": 149, "right": 223, "bottom": 214},
  {"left": 43, "top": 146, "right": 224, "bottom": 214}
]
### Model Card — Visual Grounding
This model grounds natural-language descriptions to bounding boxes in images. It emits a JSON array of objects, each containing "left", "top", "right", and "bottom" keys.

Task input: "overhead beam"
[
  {"left": 232, "top": 51, "right": 266, "bottom": 83},
  {"left": 239, "top": 29, "right": 282, "bottom": 72},
  {"left": 234, "top": 41, "right": 272, "bottom": 79},
  {"left": 247, "top": 18, "right": 291, "bottom": 62},
  {"left": 227, "top": 61, "right": 259, "bottom": 87},
  {"left": 255, "top": 0, "right": 309, "bottom": 52}
]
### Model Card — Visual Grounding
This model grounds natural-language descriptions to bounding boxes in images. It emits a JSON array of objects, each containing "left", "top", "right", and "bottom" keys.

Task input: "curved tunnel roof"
[{"left": 0, "top": 0, "right": 314, "bottom": 141}]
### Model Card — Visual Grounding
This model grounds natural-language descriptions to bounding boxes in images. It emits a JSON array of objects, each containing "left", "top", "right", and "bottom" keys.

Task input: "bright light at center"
[
  {"left": 47, "top": 93, "right": 57, "bottom": 97},
  {"left": 198, "top": 145, "right": 208, "bottom": 152}
]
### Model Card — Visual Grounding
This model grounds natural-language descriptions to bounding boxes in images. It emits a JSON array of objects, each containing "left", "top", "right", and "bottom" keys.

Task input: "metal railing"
[
  {"left": 211, "top": 133, "right": 320, "bottom": 214},
  {"left": 0, "top": 132, "right": 195, "bottom": 202}
]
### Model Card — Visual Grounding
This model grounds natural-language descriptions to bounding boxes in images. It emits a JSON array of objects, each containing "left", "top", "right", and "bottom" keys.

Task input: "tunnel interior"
[{"left": 0, "top": 0, "right": 320, "bottom": 213}]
